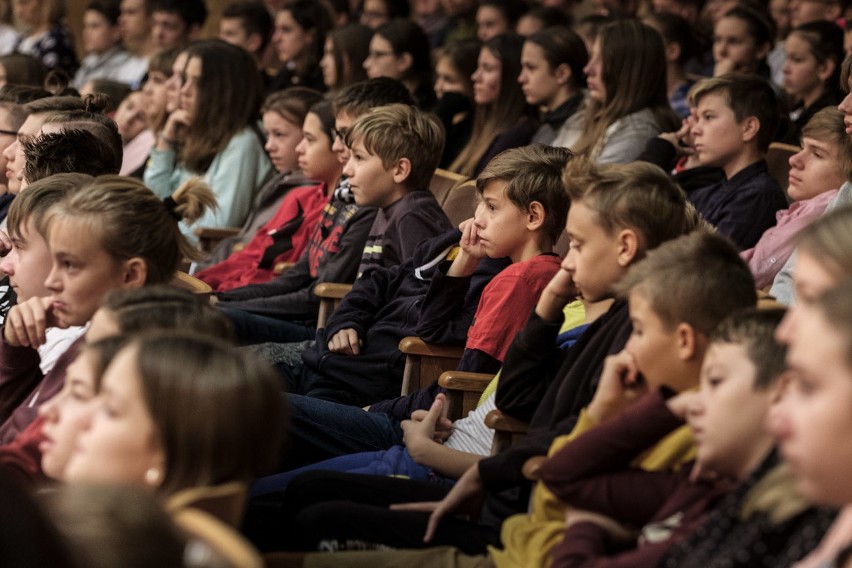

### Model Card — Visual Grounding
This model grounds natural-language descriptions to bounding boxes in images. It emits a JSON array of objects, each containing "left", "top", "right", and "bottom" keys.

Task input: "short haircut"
[
  {"left": 527, "top": 26, "right": 588, "bottom": 90},
  {"left": 331, "top": 77, "right": 415, "bottom": 118},
  {"left": 86, "top": 0, "right": 120, "bottom": 24},
  {"left": 222, "top": 0, "right": 274, "bottom": 53},
  {"left": 81, "top": 79, "right": 131, "bottom": 113},
  {"left": 801, "top": 107, "right": 852, "bottom": 182},
  {"left": 615, "top": 231, "right": 757, "bottom": 335},
  {"left": 0, "top": 85, "right": 51, "bottom": 105},
  {"left": 477, "top": 144, "right": 572, "bottom": 242},
  {"left": 6, "top": 173, "right": 93, "bottom": 241},
  {"left": 23, "top": 130, "right": 122, "bottom": 182},
  {"left": 345, "top": 103, "right": 444, "bottom": 190},
  {"left": 563, "top": 158, "right": 691, "bottom": 255},
  {"left": 147, "top": 47, "right": 179, "bottom": 76},
  {"left": 710, "top": 308, "right": 787, "bottom": 388},
  {"left": 689, "top": 73, "right": 782, "bottom": 152},
  {"left": 151, "top": 0, "right": 207, "bottom": 28}
]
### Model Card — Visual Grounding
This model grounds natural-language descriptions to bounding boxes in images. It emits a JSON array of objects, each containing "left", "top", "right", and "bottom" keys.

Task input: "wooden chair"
[
  {"left": 171, "top": 271, "right": 213, "bottom": 302},
  {"left": 194, "top": 226, "right": 241, "bottom": 253},
  {"left": 767, "top": 142, "right": 798, "bottom": 199},
  {"left": 171, "top": 508, "right": 263, "bottom": 568},
  {"left": 398, "top": 337, "right": 464, "bottom": 395},
  {"left": 485, "top": 409, "right": 529, "bottom": 455},
  {"left": 313, "top": 282, "right": 354, "bottom": 329},
  {"left": 441, "top": 179, "right": 479, "bottom": 227},
  {"left": 438, "top": 370, "right": 494, "bottom": 421},
  {"left": 429, "top": 168, "right": 468, "bottom": 208},
  {"left": 165, "top": 482, "right": 248, "bottom": 528}
]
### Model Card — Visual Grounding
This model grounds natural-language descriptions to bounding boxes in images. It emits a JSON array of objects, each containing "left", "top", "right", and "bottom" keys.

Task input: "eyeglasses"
[
  {"left": 366, "top": 50, "right": 396, "bottom": 60},
  {"left": 0, "top": 129, "right": 17, "bottom": 137},
  {"left": 331, "top": 126, "right": 349, "bottom": 141}
]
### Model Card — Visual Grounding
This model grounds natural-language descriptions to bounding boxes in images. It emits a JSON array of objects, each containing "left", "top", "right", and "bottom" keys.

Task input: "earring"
[{"left": 145, "top": 467, "right": 162, "bottom": 486}]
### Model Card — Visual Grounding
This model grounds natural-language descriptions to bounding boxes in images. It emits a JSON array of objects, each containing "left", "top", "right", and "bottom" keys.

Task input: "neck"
[
  {"left": 723, "top": 148, "right": 762, "bottom": 180},
  {"left": 799, "top": 84, "right": 826, "bottom": 110},
  {"left": 324, "top": 175, "right": 341, "bottom": 195},
  {"left": 734, "top": 435, "right": 775, "bottom": 481},
  {"left": 544, "top": 87, "right": 575, "bottom": 113},
  {"left": 511, "top": 236, "right": 551, "bottom": 264}
]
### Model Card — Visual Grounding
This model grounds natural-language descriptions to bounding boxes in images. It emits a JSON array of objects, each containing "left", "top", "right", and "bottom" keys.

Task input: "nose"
[
  {"left": 342, "top": 155, "right": 355, "bottom": 178},
  {"left": 294, "top": 136, "right": 306, "bottom": 155},
  {"left": 38, "top": 392, "right": 60, "bottom": 420},
  {"left": 775, "top": 306, "right": 798, "bottom": 346},
  {"left": 789, "top": 149, "right": 805, "bottom": 170},
  {"left": 44, "top": 262, "right": 60, "bottom": 293},
  {"left": 838, "top": 92, "right": 852, "bottom": 116},
  {"left": 3, "top": 139, "right": 17, "bottom": 161},
  {"left": 765, "top": 394, "right": 791, "bottom": 440}
]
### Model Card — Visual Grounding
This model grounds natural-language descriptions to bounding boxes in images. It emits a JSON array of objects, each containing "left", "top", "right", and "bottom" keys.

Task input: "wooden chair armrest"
[
  {"left": 398, "top": 336, "right": 465, "bottom": 359},
  {"left": 522, "top": 455, "right": 548, "bottom": 481},
  {"left": 484, "top": 409, "right": 529, "bottom": 434},
  {"left": 314, "top": 282, "right": 353, "bottom": 299},
  {"left": 273, "top": 261, "right": 294, "bottom": 275},
  {"left": 194, "top": 227, "right": 241, "bottom": 240},
  {"left": 438, "top": 371, "right": 494, "bottom": 391}
]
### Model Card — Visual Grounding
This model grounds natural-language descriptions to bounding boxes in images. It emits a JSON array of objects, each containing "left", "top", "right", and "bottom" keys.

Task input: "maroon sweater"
[{"left": 538, "top": 389, "right": 734, "bottom": 568}]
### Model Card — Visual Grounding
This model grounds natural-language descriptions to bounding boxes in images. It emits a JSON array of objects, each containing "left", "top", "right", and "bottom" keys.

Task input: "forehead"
[
  {"left": 152, "top": 10, "right": 183, "bottom": 25},
  {"left": 480, "top": 179, "right": 508, "bottom": 199},
  {"left": 20, "top": 113, "right": 47, "bottom": 135},
  {"left": 702, "top": 341, "right": 755, "bottom": 376},
  {"left": 479, "top": 47, "right": 500, "bottom": 65},
  {"left": 567, "top": 199, "right": 606, "bottom": 236},
  {"left": 715, "top": 16, "right": 748, "bottom": 35},
  {"left": 220, "top": 17, "right": 245, "bottom": 32},
  {"left": 696, "top": 92, "right": 732, "bottom": 111},
  {"left": 335, "top": 111, "right": 355, "bottom": 128}
]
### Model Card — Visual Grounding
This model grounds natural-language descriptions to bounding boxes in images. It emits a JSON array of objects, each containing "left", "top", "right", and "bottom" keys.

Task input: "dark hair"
[
  {"left": 720, "top": 3, "right": 775, "bottom": 56},
  {"left": 331, "top": 76, "right": 414, "bottom": 118},
  {"left": 23, "top": 130, "right": 122, "bottom": 182},
  {"left": 710, "top": 308, "right": 787, "bottom": 388},
  {"left": 81, "top": 79, "right": 131, "bottom": 113},
  {"left": 281, "top": 0, "right": 334, "bottom": 73},
  {"left": 147, "top": 47, "right": 179, "bottom": 76},
  {"left": 789, "top": 20, "right": 845, "bottom": 101},
  {"left": 22, "top": 96, "right": 87, "bottom": 115},
  {"left": 690, "top": 73, "right": 783, "bottom": 152},
  {"left": 151, "top": 0, "right": 208, "bottom": 28},
  {"left": 616, "top": 231, "right": 757, "bottom": 335},
  {"left": 85, "top": 0, "right": 121, "bottom": 24},
  {"left": 131, "top": 333, "right": 286, "bottom": 494},
  {"left": 180, "top": 40, "right": 263, "bottom": 173},
  {"left": 646, "top": 10, "right": 698, "bottom": 65},
  {"left": 0, "top": 53, "right": 47, "bottom": 87},
  {"left": 451, "top": 33, "right": 531, "bottom": 176},
  {"left": 101, "top": 285, "right": 233, "bottom": 341},
  {"left": 222, "top": 0, "right": 274, "bottom": 53},
  {"left": 480, "top": 0, "right": 529, "bottom": 28},
  {"left": 375, "top": 19, "right": 434, "bottom": 94},
  {"left": 0, "top": 84, "right": 51, "bottom": 104},
  {"left": 309, "top": 100, "right": 336, "bottom": 149},
  {"left": 327, "top": 23, "right": 372, "bottom": 90},
  {"left": 527, "top": 26, "right": 588, "bottom": 90},
  {"left": 437, "top": 39, "right": 480, "bottom": 97},
  {"left": 521, "top": 6, "right": 570, "bottom": 30}
]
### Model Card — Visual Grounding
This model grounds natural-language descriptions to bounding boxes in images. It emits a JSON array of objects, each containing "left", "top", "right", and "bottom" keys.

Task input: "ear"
[
  {"left": 304, "top": 27, "right": 316, "bottom": 47},
  {"left": 526, "top": 201, "right": 546, "bottom": 231},
  {"left": 740, "top": 116, "right": 760, "bottom": 144},
  {"left": 818, "top": 58, "right": 837, "bottom": 83},
  {"left": 187, "top": 24, "right": 202, "bottom": 41},
  {"left": 245, "top": 33, "right": 263, "bottom": 56},
  {"left": 755, "top": 41, "right": 772, "bottom": 62},
  {"left": 120, "top": 257, "right": 148, "bottom": 289},
  {"left": 554, "top": 62, "right": 572, "bottom": 86},
  {"left": 615, "top": 228, "right": 640, "bottom": 267},
  {"left": 397, "top": 52, "right": 413, "bottom": 75},
  {"left": 391, "top": 157, "right": 412, "bottom": 184},
  {"left": 665, "top": 41, "right": 681, "bottom": 64},
  {"left": 675, "top": 323, "right": 698, "bottom": 361}
]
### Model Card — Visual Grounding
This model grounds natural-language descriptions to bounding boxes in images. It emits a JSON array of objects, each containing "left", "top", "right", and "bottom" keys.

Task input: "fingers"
[
  {"left": 389, "top": 501, "right": 439, "bottom": 513},
  {"left": 327, "top": 328, "right": 361, "bottom": 355},
  {"left": 5, "top": 297, "right": 51, "bottom": 348}
]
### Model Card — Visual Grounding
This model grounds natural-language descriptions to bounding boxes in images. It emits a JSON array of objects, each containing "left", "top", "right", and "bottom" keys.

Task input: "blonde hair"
[
  {"left": 801, "top": 107, "right": 852, "bottom": 183},
  {"left": 346, "top": 103, "right": 444, "bottom": 190},
  {"left": 47, "top": 176, "right": 215, "bottom": 284},
  {"left": 796, "top": 206, "right": 852, "bottom": 282}
]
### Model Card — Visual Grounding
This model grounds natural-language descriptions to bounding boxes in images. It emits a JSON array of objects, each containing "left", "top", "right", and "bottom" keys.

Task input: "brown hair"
[
  {"left": 615, "top": 231, "right": 757, "bottom": 335},
  {"left": 7, "top": 173, "right": 92, "bottom": 241},
  {"left": 476, "top": 144, "right": 572, "bottom": 242},
  {"left": 129, "top": 333, "right": 285, "bottom": 495},
  {"left": 571, "top": 20, "right": 678, "bottom": 159},
  {"left": 801, "top": 107, "right": 852, "bottom": 183},
  {"left": 179, "top": 40, "right": 263, "bottom": 173},
  {"left": 47, "top": 175, "right": 215, "bottom": 283},
  {"left": 345, "top": 103, "right": 444, "bottom": 190},
  {"left": 261, "top": 86, "right": 324, "bottom": 128},
  {"left": 563, "top": 158, "right": 691, "bottom": 255}
]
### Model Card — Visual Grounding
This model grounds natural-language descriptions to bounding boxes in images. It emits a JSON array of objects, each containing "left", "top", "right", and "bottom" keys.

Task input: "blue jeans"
[
  {"left": 283, "top": 394, "right": 404, "bottom": 470},
  {"left": 218, "top": 307, "right": 315, "bottom": 346}
]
